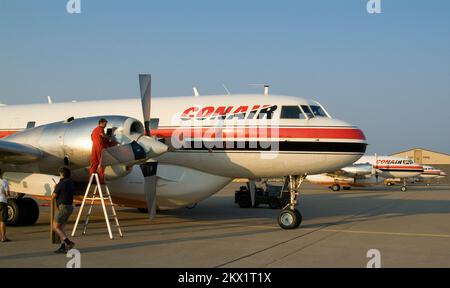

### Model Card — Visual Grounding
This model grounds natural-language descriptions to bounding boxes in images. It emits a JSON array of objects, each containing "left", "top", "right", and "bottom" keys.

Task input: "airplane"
[
  {"left": 418, "top": 166, "right": 447, "bottom": 181},
  {"left": 0, "top": 75, "right": 367, "bottom": 229},
  {"left": 306, "top": 155, "right": 424, "bottom": 192},
  {"left": 385, "top": 165, "right": 447, "bottom": 185}
]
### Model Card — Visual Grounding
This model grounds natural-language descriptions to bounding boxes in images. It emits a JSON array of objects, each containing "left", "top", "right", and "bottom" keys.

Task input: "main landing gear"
[{"left": 278, "top": 175, "right": 306, "bottom": 230}]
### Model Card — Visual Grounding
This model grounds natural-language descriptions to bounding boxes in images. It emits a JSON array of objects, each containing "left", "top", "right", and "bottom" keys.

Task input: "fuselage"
[
  {"left": 419, "top": 165, "right": 445, "bottom": 180},
  {"left": 0, "top": 94, "right": 367, "bottom": 208},
  {"left": 356, "top": 156, "right": 424, "bottom": 179}
]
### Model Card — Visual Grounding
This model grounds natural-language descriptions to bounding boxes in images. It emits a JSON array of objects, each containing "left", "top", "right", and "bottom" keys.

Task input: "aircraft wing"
[{"left": 0, "top": 140, "right": 42, "bottom": 164}]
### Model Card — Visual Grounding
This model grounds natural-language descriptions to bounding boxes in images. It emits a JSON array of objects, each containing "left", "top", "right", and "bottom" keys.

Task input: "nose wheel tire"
[
  {"left": 401, "top": 186, "right": 408, "bottom": 192},
  {"left": 278, "top": 208, "right": 302, "bottom": 229}
]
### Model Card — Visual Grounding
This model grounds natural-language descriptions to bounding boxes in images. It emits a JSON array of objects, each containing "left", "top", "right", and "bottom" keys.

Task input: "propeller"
[
  {"left": 139, "top": 74, "right": 164, "bottom": 219},
  {"left": 139, "top": 74, "right": 152, "bottom": 136},
  {"left": 100, "top": 74, "right": 166, "bottom": 168},
  {"left": 140, "top": 161, "right": 158, "bottom": 219}
]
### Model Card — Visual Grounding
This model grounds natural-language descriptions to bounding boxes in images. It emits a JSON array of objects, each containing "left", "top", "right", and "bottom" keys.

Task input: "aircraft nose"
[{"left": 324, "top": 118, "right": 367, "bottom": 144}]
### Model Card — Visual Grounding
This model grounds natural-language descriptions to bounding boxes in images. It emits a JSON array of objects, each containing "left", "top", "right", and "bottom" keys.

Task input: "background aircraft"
[
  {"left": 306, "top": 155, "right": 424, "bottom": 192},
  {"left": 385, "top": 165, "right": 447, "bottom": 186}
]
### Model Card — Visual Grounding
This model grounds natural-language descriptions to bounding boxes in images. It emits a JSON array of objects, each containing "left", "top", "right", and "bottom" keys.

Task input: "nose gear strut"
[{"left": 278, "top": 174, "right": 307, "bottom": 229}]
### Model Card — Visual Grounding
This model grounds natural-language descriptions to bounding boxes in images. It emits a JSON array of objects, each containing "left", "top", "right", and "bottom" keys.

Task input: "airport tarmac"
[{"left": 1, "top": 182, "right": 450, "bottom": 268}]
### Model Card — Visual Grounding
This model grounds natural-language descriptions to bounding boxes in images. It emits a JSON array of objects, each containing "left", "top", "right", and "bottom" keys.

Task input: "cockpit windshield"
[
  {"left": 301, "top": 105, "right": 315, "bottom": 119},
  {"left": 280, "top": 106, "right": 306, "bottom": 119},
  {"left": 310, "top": 105, "right": 328, "bottom": 117}
]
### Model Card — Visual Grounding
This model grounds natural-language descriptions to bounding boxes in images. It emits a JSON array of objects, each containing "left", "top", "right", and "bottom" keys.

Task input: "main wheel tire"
[
  {"left": 278, "top": 208, "right": 301, "bottom": 229},
  {"left": 20, "top": 198, "right": 40, "bottom": 225},
  {"left": 331, "top": 184, "right": 341, "bottom": 192},
  {"left": 401, "top": 186, "right": 408, "bottom": 192},
  {"left": 6, "top": 198, "right": 22, "bottom": 226},
  {"left": 293, "top": 209, "right": 303, "bottom": 228}
]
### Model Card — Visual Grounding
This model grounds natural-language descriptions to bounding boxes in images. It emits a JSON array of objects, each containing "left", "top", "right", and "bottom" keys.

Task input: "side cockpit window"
[
  {"left": 280, "top": 106, "right": 305, "bottom": 119},
  {"left": 301, "top": 105, "right": 315, "bottom": 119},
  {"left": 310, "top": 105, "right": 327, "bottom": 117}
]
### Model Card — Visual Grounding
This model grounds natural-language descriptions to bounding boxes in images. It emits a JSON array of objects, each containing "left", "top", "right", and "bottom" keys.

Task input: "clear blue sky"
[{"left": 1, "top": 0, "right": 449, "bottom": 154}]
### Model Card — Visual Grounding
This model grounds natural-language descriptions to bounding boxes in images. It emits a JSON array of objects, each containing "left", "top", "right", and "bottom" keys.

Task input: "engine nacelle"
[
  {"left": 341, "top": 163, "right": 373, "bottom": 177},
  {"left": 4, "top": 116, "right": 149, "bottom": 179}
]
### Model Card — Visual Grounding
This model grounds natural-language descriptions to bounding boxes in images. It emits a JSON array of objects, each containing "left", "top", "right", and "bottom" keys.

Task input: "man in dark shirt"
[{"left": 52, "top": 167, "right": 75, "bottom": 253}]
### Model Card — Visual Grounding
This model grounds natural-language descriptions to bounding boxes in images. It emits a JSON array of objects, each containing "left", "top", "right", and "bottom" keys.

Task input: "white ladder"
[{"left": 71, "top": 173, "right": 123, "bottom": 239}]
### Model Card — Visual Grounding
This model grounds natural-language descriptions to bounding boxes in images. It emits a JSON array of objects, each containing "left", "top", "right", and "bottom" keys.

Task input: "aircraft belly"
[
  {"left": 380, "top": 171, "right": 421, "bottom": 178},
  {"left": 158, "top": 151, "right": 362, "bottom": 178}
]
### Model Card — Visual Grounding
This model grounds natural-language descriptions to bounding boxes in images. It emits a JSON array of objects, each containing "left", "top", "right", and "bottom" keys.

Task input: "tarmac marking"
[
  {"left": 218, "top": 190, "right": 419, "bottom": 267},
  {"left": 202, "top": 223, "right": 450, "bottom": 239},
  {"left": 312, "top": 228, "right": 450, "bottom": 239}
]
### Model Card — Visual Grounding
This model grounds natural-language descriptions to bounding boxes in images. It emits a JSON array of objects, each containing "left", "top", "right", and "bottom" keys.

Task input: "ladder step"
[{"left": 85, "top": 197, "right": 112, "bottom": 200}]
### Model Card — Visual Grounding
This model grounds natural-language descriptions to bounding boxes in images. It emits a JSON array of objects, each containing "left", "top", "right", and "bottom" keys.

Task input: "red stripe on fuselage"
[
  {"left": 151, "top": 127, "right": 366, "bottom": 140},
  {"left": 0, "top": 130, "right": 18, "bottom": 138},
  {"left": 0, "top": 127, "right": 366, "bottom": 141},
  {"left": 375, "top": 165, "right": 423, "bottom": 170}
]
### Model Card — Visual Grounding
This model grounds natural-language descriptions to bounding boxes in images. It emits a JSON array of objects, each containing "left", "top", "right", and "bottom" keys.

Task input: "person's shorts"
[
  {"left": 55, "top": 204, "right": 74, "bottom": 224},
  {"left": 0, "top": 202, "right": 8, "bottom": 222}
]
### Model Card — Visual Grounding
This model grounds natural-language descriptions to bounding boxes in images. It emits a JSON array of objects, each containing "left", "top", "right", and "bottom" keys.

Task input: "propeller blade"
[
  {"left": 140, "top": 161, "right": 158, "bottom": 219},
  {"left": 139, "top": 74, "right": 152, "bottom": 136}
]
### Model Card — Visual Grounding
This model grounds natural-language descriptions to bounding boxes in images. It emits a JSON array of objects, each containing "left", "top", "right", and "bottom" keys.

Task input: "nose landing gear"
[
  {"left": 401, "top": 178, "right": 408, "bottom": 192},
  {"left": 278, "top": 175, "right": 306, "bottom": 230}
]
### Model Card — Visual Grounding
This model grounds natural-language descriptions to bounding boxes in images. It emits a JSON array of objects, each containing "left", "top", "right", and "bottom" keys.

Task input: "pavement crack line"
[{"left": 216, "top": 191, "right": 413, "bottom": 268}]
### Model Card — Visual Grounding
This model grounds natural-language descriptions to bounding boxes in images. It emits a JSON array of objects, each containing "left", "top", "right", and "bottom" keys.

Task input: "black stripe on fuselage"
[
  {"left": 379, "top": 169, "right": 424, "bottom": 173},
  {"left": 174, "top": 141, "right": 367, "bottom": 153}
]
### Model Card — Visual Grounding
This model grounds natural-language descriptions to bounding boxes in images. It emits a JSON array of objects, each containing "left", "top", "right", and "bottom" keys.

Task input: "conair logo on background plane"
[
  {"left": 181, "top": 105, "right": 278, "bottom": 121},
  {"left": 376, "top": 159, "right": 413, "bottom": 165}
]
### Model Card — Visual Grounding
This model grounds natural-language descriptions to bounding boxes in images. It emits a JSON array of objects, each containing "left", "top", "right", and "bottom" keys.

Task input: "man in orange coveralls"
[{"left": 89, "top": 118, "right": 111, "bottom": 184}]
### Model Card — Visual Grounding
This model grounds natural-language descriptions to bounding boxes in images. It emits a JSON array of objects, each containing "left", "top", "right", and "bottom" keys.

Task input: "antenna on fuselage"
[
  {"left": 249, "top": 83, "right": 270, "bottom": 96},
  {"left": 222, "top": 84, "right": 231, "bottom": 96},
  {"left": 193, "top": 87, "right": 200, "bottom": 97}
]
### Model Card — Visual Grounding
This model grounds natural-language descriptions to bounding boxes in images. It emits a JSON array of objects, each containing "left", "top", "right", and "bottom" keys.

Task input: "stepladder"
[{"left": 71, "top": 173, "right": 123, "bottom": 240}]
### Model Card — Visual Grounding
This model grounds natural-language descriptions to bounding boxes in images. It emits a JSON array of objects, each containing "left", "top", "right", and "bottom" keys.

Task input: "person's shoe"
[
  {"left": 65, "top": 239, "right": 75, "bottom": 250},
  {"left": 54, "top": 245, "right": 66, "bottom": 254},
  {"left": 1, "top": 238, "right": 11, "bottom": 242}
]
